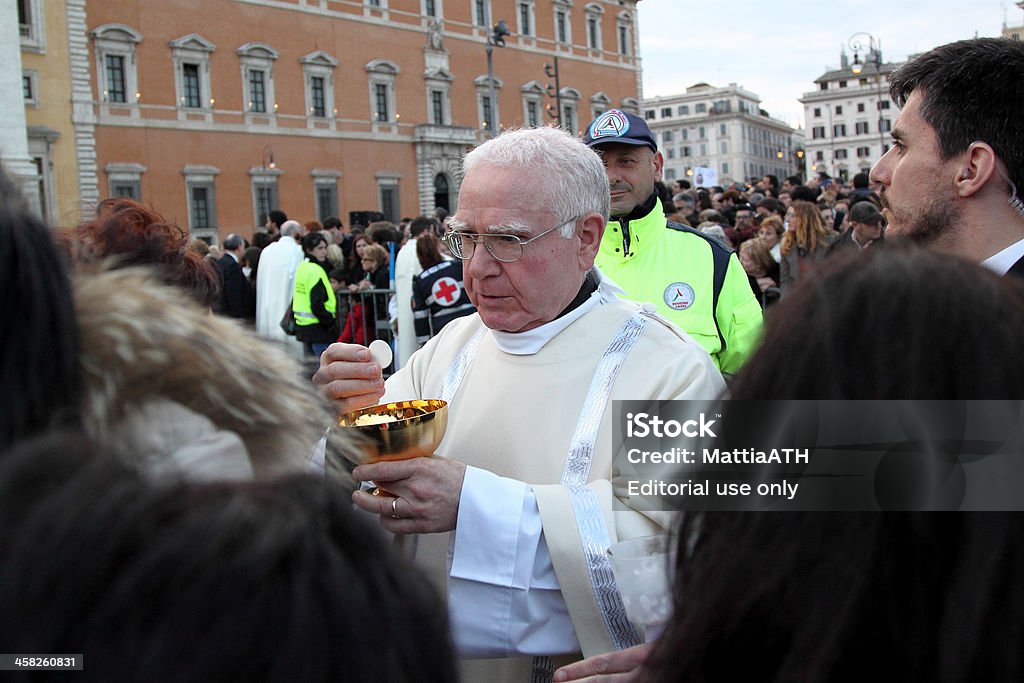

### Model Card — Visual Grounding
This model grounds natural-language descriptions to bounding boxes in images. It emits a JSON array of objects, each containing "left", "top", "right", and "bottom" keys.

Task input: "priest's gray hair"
[{"left": 461, "top": 126, "right": 610, "bottom": 238}]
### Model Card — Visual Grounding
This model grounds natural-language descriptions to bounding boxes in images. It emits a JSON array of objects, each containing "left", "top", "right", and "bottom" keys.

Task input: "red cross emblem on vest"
[{"left": 432, "top": 277, "right": 460, "bottom": 306}]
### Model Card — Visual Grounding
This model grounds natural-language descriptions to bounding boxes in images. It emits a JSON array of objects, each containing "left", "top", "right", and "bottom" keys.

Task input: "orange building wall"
[{"left": 88, "top": 0, "right": 641, "bottom": 240}]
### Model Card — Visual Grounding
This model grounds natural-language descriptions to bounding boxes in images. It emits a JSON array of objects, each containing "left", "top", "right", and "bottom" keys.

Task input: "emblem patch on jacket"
[
  {"left": 663, "top": 282, "right": 695, "bottom": 310},
  {"left": 431, "top": 277, "right": 462, "bottom": 306}
]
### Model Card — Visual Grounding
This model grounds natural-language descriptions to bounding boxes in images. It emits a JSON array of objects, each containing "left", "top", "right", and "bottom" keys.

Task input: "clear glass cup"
[{"left": 607, "top": 534, "right": 676, "bottom": 641}]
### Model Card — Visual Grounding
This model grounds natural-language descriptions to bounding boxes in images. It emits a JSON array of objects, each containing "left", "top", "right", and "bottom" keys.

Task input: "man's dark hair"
[
  {"left": 889, "top": 37, "right": 1024, "bottom": 191},
  {"left": 267, "top": 209, "right": 288, "bottom": 228},
  {"left": 852, "top": 172, "right": 870, "bottom": 189},
  {"left": 676, "top": 179, "right": 692, "bottom": 190},
  {"left": 322, "top": 216, "right": 343, "bottom": 230},
  {"left": 785, "top": 175, "right": 802, "bottom": 187},
  {"left": 0, "top": 433, "right": 458, "bottom": 683},
  {"left": 409, "top": 216, "right": 434, "bottom": 238},
  {"left": 755, "top": 197, "right": 783, "bottom": 216},
  {"left": 762, "top": 174, "right": 779, "bottom": 192},
  {"left": 301, "top": 232, "right": 326, "bottom": 253},
  {"left": 251, "top": 231, "right": 272, "bottom": 249},
  {"left": 790, "top": 185, "right": 818, "bottom": 203}
]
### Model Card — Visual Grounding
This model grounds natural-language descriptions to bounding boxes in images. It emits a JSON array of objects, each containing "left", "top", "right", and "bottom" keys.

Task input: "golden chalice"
[{"left": 337, "top": 399, "right": 448, "bottom": 495}]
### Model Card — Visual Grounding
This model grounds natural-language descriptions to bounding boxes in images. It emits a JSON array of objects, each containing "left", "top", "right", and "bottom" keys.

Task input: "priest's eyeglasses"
[{"left": 442, "top": 218, "right": 577, "bottom": 263}]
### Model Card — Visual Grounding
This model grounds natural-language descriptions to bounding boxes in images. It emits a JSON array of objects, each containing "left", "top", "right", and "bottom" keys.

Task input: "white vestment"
[
  {"left": 394, "top": 238, "right": 423, "bottom": 369},
  {"left": 381, "top": 279, "right": 725, "bottom": 681},
  {"left": 255, "top": 236, "right": 304, "bottom": 358}
]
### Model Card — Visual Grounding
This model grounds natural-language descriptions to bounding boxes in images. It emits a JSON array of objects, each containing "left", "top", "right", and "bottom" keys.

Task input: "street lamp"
[
  {"left": 848, "top": 32, "right": 887, "bottom": 161},
  {"left": 485, "top": 19, "right": 511, "bottom": 138}
]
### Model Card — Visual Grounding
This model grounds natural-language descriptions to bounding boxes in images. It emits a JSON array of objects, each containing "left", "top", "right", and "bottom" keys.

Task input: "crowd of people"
[{"left": 1, "top": 35, "right": 1023, "bottom": 682}]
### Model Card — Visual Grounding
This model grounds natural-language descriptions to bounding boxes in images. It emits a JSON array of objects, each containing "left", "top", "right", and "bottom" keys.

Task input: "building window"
[
  {"left": 839, "top": 80, "right": 848, "bottom": 88},
  {"left": 616, "top": 11, "right": 633, "bottom": 56},
  {"left": 722, "top": 162, "right": 729, "bottom": 175},
  {"left": 698, "top": 126, "right": 706, "bottom": 138},
  {"left": 312, "top": 77, "right": 328, "bottom": 117},
  {"left": 857, "top": 102, "right": 866, "bottom": 113},
  {"left": 105, "top": 55, "right": 127, "bottom": 103},
  {"left": 856, "top": 146, "right": 871, "bottom": 157},
  {"left": 237, "top": 42, "right": 278, "bottom": 117},
  {"left": 719, "top": 123, "right": 726, "bottom": 136},
  {"left": 170, "top": 34, "right": 216, "bottom": 112},
  {"left": 585, "top": 3, "right": 604, "bottom": 51},
  {"left": 720, "top": 141, "right": 728, "bottom": 154},
  {"left": 819, "top": 82, "right": 828, "bottom": 91},
  {"left": 183, "top": 166, "right": 219, "bottom": 236},
  {"left": 559, "top": 88, "right": 580, "bottom": 133},
  {"left": 660, "top": 107, "right": 671, "bottom": 118},
  {"left": 678, "top": 105, "right": 689, "bottom": 115},
  {"left": 667, "top": 148, "right": 675, "bottom": 159},
  {"left": 522, "top": 81, "right": 544, "bottom": 127},
  {"left": 835, "top": 105, "right": 843, "bottom": 115},
  {"left": 815, "top": 150, "right": 824, "bottom": 161},
  {"left": 423, "top": 0, "right": 439, "bottom": 17},
  {"left": 589, "top": 91, "right": 610, "bottom": 122},
  {"left": 93, "top": 24, "right": 142, "bottom": 108},
  {"left": 695, "top": 103, "right": 707, "bottom": 113},
  {"left": 554, "top": 6, "right": 570, "bottom": 44},
  {"left": 482, "top": 94, "right": 495, "bottom": 130},
  {"left": 312, "top": 171, "right": 341, "bottom": 221},
  {"left": 366, "top": 59, "right": 399, "bottom": 125},
  {"left": 855, "top": 121, "right": 869, "bottom": 135},
  {"left": 880, "top": 118, "right": 892, "bottom": 132},
  {"left": 663, "top": 130, "right": 674, "bottom": 143},
  {"left": 18, "top": 0, "right": 45, "bottom": 52},
  {"left": 681, "top": 128, "right": 688, "bottom": 140},
  {"left": 878, "top": 100, "right": 891, "bottom": 110},
  {"left": 814, "top": 107, "right": 821, "bottom": 117},
  {"left": 182, "top": 64, "right": 202, "bottom": 108},
  {"left": 475, "top": 74, "right": 502, "bottom": 131},
  {"left": 377, "top": 172, "right": 401, "bottom": 223},
  {"left": 23, "top": 70, "right": 39, "bottom": 106},
  {"left": 835, "top": 149, "right": 848, "bottom": 160},
  {"left": 812, "top": 126, "right": 826, "bottom": 139},
  {"left": 430, "top": 89, "right": 445, "bottom": 124},
  {"left": 833, "top": 123, "right": 847, "bottom": 137},
  {"left": 105, "top": 162, "right": 146, "bottom": 201},
  {"left": 251, "top": 174, "right": 280, "bottom": 227},
  {"left": 682, "top": 146, "right": 691, "bottom": 157},
  {"left": 644, "top": 110, "right": 655, "bottom": 120},
  {"left": 301, "top": 51, "right": 338, "bottom": 123},
  {"left": 190, "top": 185, "right": 212, "bottom": 227},
  {"left": 473, "top": 0, "right": 490, "bottom": 27},
  {"left": 526, "top": 100, "right": 539, "bottom": 126},
  {"left": 517, "top": 0, "right": 534, "bottom": 37}
]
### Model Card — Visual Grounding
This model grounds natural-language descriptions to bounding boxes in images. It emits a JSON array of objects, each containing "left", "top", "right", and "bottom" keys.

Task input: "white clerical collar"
[
  {"left": 981, "top": 238, "right": 1024, "bottom": 276},
  {"left": 490, "top": 267, "right": 622, "bottom": 355}
]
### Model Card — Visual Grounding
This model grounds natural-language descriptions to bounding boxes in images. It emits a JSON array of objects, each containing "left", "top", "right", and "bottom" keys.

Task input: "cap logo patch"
[{"left": 589, "top": 109, "right": 629, "bottom": 140}]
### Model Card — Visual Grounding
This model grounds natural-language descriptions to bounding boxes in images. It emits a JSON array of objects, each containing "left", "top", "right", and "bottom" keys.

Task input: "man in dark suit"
[
  {"left": 869, "top": 38, "right": 1024, "bottom": 278},
  {"left": 216, "top": 233, "right": 254, "bottom": 319}
]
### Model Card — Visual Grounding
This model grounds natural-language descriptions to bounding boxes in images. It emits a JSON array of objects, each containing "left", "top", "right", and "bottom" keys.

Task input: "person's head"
[
  {"left": 734, "top": 204, "right": 755, "bottom": 228},
  {"left": 367, "top": 221, "right": 401, "bottom": 246},
  {"left": 582, "top": 109, "right": 663, "bottom": 217},
  {"left": 409, "top": 216, "right": 434, "bottom": 239},
  {"left": 761, "top": 174, "right": 780, "bottom": 194},
  {"left": 251, "top": 231, "right": 272, "bottom": 249},
  {"left": 72, "top": 198, "right": 220, "bottom": 308},
  {"left": 223, "top": 233, "right": 245, "bottom": 255},
  {"left": 782, "top": 175, "right": 801, "bottom": 192},
  {"left": 265, "top": 209, "right": 287, "bottom": 232},
  {"left": 0, "top": 172, "right": 81, "bottom": 450},
  {"left": 870, "top": 38, "right": 1024, "bottom": 256},
  {"left": 757, "top": 215, "right": 784, "bottom": 247},
  {"left": 242, "top": 246, "right": 261, "bottom": 274},
  {"left": 781, "top": 200, "right": 830, "bottom": 255},
  {"left": 0, "top": 433, "right": 457, "bottom": 682},
  {"left": 699, "top": 224, "right": 732, "bottom": 248},
  {"left": 360, "top": 243, "right": 389, "bottom": 272},
  {"left": 852, "top": 171, "right": 871, "bottom": 189},
  {"left": 328, "top": 267, "right": 347, "bottom": 292},
  {"left": 280, "top": 220, "right": 303, "bottom": 239},
  {"left": 738, "top": 238, "right": 773, "bottom": 276},
  {"left": 778, "top": 190, "right": 792, "bottom": 208},
  {"left": 305, "top": 220, "right": 323, "bottom": 237},
  {"left": 322, "top": 216, "right": 346, "bottom": 242},
  {"left": 449, "top": 125, "right": 607, "bottom": 332},
  {"left": 301, "top": 232, "right": 327, "bottom": 261},
  {"left": 789, "top": 185, "right": 818, "bottom": 203},
  {"left": 755, "top": 197, "right": 783, "bottom": 218},
  {"left": 352, "top": 233, "right": 371, "bottom": 261},
  {"left": 673, "top": 192, "right": 696, "bottom": 214},
  {"left": 848, "top": 201, "right": 886, "bottom": 245},
  {"left": 415, "top": 231, "right": 444, "bottom": 270}
]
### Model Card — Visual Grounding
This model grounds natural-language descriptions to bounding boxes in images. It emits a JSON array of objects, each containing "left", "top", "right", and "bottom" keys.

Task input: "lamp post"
[
  {"left": 848, "top": 32, "right": 886, "bottom": 162},
  {"left": 544, "top": 59, "right": 562, "bottom": 128},
  {"left": 485, "top": 20, "right": 511, "bottom": 138}
]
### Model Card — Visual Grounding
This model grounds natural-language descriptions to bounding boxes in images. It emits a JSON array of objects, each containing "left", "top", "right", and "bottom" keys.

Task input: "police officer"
[{"left": 584, "top": 109, "right": 762, "bottom": 376}]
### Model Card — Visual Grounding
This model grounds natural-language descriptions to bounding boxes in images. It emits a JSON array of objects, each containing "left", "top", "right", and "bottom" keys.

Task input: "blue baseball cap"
[{"left": 583, "top": 109, "right": 658, "bottom": 152}]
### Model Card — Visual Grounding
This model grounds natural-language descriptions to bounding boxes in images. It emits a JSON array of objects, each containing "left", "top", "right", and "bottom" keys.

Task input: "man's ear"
[
  {"left": 576, "top": 212, "right": 606, "bottom": 270},
  {"left": 956, "top": 141, "right": 997, "bottom": 198},
  {"left": 652, "top": 150, "right": 665, "bottom": 183}
]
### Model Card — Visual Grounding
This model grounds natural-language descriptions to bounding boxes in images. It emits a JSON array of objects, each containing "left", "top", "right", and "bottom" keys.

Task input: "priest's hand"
[
  {"left": 553, "top": 643, "right": 652, "bottom": 682},
  {"left": 351, "top": 457, "right": 467, "bottom": 534},
  {"left": 313, "top": 342, "right": 385, "bottom": 414}
]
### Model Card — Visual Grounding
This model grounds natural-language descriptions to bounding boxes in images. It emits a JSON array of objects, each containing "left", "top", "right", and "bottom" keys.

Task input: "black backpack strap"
[{"left": 665, "top": 221, "right": 731, "bottom": 353}]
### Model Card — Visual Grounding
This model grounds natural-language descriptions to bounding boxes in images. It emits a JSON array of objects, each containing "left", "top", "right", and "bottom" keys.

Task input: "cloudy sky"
[{"left": 636, "top": 0, "right": 1019, "bottom": 128}]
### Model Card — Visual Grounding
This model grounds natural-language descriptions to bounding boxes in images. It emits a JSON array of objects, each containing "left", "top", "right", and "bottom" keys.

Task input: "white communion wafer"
[{"left": 369, "top": 339, "right": 393, "bottom": 368}]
